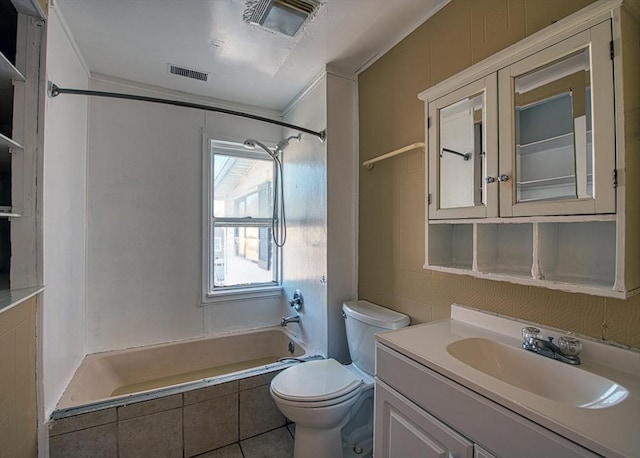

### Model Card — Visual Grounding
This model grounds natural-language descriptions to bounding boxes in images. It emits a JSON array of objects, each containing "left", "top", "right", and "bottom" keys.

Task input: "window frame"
[{"left": 202, "top": 136, "right": 282, "bottom": 304}]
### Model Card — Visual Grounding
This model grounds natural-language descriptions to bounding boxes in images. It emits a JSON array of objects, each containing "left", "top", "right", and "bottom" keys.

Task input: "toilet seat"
[{"left": 271, "top": 359, "right": 362, "bottom": 406}]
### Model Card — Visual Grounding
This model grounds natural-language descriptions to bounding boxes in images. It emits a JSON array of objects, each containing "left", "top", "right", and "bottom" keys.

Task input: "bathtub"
[{"left": 52, "top": 326, "right": 314, "bottom": 419}]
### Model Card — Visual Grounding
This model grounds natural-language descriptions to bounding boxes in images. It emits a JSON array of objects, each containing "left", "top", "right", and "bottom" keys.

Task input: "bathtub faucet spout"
[{"left": 281, "top": 315, "right": 300, "bottom": 327}]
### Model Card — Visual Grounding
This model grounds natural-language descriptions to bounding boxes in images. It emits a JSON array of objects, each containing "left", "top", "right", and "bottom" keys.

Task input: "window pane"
[
  {"left": 213, "top": 153, "right": 273, "bottom": 218},
  {"left": 212, "top": 225, "right": 275, "bottom": 288}
]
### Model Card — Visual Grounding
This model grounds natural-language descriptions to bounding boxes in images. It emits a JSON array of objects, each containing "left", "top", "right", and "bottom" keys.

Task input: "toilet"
[{"left": 270, "top": 300, "right": 410, "bottom": 458}]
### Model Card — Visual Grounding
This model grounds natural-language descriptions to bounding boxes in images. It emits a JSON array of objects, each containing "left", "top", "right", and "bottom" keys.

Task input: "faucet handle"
[
  {"left": 522, "top": 326, "right": 540, "bottom": 342},
  {"left": 558, "top": 336, "right": 582, "bottom": 356},
  {"left": 289, "top": 290, "right": 303, "bottom": 311}
]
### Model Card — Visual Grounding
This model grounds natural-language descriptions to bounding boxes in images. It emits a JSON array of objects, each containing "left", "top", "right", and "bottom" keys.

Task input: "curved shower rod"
[{"left": 47, "top": 82, "right": 327, "bottom": 142}]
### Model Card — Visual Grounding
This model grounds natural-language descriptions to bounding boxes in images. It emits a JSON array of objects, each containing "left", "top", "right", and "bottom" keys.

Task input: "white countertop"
[
  {"left": 0, "top": 286, "right": 44, "bottom": 314},
  {"left": 376, "top": 304, "right": 640, "bottom": 458}
]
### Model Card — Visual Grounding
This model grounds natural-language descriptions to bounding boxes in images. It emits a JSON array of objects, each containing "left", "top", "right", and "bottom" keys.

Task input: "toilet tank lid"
[{"left": 342, "top": 300, "right": 410, "bottom": 330}]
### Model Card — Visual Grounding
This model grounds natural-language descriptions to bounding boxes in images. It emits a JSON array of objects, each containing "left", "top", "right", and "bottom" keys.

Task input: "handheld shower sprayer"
[
  {"left": 242, "top": 134, "right": 303, "bottom": 248},
  {"left": 243, "top": 139, "right": 278, "bottom": 159}
]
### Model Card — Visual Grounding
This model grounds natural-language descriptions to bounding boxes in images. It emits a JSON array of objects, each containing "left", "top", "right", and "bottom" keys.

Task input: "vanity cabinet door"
[
  {"left": 498, "top": 19, "right": 615, "bottom": 217},
  {"left": 375, "top": 380, "right": 474, "bottom": 458},
  {"left": 428, "top": 74, "right": 498, "bottom": 219}
]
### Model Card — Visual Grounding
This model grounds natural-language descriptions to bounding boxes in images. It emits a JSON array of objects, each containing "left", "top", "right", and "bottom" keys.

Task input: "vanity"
[{"left": 374, "top": 305, "right": 640, "bottom": 458}]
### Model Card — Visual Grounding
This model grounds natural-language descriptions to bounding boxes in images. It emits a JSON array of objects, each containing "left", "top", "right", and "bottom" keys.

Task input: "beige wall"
[
  {"left": 358, "top": 0, "right": 640, "bottom": 349},
  {"left": 0, "top": 297, "right": 37, "bottom": 457}
]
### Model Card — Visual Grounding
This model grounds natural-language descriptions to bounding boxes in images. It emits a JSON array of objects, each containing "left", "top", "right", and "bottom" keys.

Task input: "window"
[{"left": 204, "top": 139, "right": 281, "bottom": 300}]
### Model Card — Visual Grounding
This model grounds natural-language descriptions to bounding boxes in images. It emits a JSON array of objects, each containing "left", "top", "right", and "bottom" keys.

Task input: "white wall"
[
  {"left": 281, "top": 74, "right": 329, "bottom": 357},
  {"left": 42, "top": 5, "right": 89, "bottom": 417},
  {"left": 85, "top": 76, "right": 289, "bottom": 353},
  {"left": 325, "top": 70, "right": 358, "bottom": 363},
  {"left": 281, "top": 69, "right": 358, "bottom": 361}
]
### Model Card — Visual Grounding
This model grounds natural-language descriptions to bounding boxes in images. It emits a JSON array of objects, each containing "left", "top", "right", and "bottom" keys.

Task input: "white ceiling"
[{"left": 55, "top": 0, "right": 446, "bottom": 111}]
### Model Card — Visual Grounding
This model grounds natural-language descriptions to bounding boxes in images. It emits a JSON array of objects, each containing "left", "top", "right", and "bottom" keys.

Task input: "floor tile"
[
  {"left": 194, "top": 443, "right": 244, "bottom": 458},
  {"left": 240, "top": 427, "right": 294, "bottom": 458}
]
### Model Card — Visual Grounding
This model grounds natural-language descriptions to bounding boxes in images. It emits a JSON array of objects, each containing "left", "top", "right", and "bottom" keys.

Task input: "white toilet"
[{"left": 270, "top": 300, "right": 410, "bottom": 458}]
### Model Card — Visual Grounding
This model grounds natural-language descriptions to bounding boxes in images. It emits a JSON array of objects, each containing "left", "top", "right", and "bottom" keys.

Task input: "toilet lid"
[{"left": 271, "top": 359, "right": 362, "bottom": 402}]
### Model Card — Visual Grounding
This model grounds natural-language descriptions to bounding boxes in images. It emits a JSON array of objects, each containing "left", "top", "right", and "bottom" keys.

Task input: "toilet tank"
[{"left": 343, "top": 300, "right": 410, "bottom": 376}]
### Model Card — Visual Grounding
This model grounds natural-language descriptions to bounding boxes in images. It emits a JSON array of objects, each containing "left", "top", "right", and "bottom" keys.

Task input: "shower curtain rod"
[{"left": 47, "top": 82, "right": 327, "bottom": 141}]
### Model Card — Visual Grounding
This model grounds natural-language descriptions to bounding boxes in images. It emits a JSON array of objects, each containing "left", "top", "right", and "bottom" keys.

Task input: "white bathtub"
[{"left": 54, "top": 327, "right": 310, "bottom": 416}]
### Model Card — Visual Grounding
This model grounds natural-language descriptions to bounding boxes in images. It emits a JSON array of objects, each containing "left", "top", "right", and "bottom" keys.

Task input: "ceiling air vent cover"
[
  {"left": 244, "top": 0, "right": 320, "bottom": 37},
  {"left": 168, "top": 64, "right": 210, "bottom": 82}
]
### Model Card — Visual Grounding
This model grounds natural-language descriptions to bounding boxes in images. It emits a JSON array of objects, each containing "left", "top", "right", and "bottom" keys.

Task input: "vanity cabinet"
[
  {"left": 420, "top": 1, "right": 639, "bottom": 298},
  {"left": 374, "top": 343, "right": 600, "bottom": 458}
]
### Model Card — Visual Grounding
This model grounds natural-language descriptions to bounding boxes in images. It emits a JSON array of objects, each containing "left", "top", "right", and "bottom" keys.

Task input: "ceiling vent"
[
  {"left": 244, "top": 0, "right": 320, "bottom": 37},
  {"left": 168, "top": 64, "right": 210, "bottom": 82}
]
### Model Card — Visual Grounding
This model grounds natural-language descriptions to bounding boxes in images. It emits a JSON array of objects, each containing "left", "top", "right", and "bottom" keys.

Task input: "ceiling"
[{"left": 55, "top": 0, "right": 447, "bottom": 111}]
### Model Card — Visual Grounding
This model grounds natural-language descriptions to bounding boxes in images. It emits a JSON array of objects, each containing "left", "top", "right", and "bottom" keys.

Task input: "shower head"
[
  {"left": 276, "top": 133, "right": 302, "bottom": 153},
  {"left": 243, "top": 138, "right": 277, "bottom": 159}
]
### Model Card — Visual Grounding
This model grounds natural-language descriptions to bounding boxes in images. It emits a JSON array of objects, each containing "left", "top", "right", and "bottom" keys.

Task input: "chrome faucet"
[
  {"left": 522, "top": 330, "right": 581, "bottom": 365},
  {"left": 281, "top": 315, "right": 300, "bottom": 327}
]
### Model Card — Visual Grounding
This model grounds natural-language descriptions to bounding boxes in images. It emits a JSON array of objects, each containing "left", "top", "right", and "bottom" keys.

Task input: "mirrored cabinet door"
[
  {"left": 428, "top": 74, "right": 498, "bottom": 219},
  {"left": 498, "top": 20, "right": 615, "bottom": 217}
]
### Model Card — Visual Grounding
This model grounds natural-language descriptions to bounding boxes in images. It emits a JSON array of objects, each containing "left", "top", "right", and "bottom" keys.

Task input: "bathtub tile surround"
[
  {"left": 49, "top": 372, "right": 287, "bottom": 457},
  {"left": 119, "top": 408, "right": 183, "bottom": 458},
  {"left": 184, "top": 380, "right": 239, "bottom": 405},
  {"left": 184, "top": 393, "right": 238, "bottom": 456},
  {"left": 239, "top": 385, "right": 286, "bottom": 440},
  {"left": 49, "top": 423, "right": 118, "bottom": 457},
  {"left": 49, "top": 407, "right": 116, "bottom": 436},
  {"left": 118, "top": 393, "right": 182, "bottom": 420}
]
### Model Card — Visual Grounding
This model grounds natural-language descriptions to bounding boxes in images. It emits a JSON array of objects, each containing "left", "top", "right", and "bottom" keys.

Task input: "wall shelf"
[{"left": 425, "top": 218, "right": 627, "bottom": 298}]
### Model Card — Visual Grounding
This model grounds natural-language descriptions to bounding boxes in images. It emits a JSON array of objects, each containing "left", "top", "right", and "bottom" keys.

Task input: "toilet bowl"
[{"left": 270, "top": 300, "right": 410, "bottom": 458}]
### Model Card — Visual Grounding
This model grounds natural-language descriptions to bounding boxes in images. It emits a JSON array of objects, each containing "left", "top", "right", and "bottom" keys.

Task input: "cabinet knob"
[
  {"left": 485, "top": 176, "right": 496, "bottom": 184},
  {"left": 498, "top": 174, "right": 510, "bottom": 182}
]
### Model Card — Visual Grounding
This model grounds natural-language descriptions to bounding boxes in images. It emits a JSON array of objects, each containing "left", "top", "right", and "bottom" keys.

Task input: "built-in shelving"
[
  {"left": 0, "top": 132, "right": 22, "bottom": 149},
  {"left": 9, "top": 0, "right": 45, "bottom": 19},
  {"left": 425, "top": 217, "right": 623, "bottom": 297},
  {"left": 0, "top": 51, "right": 24, "bottom": 84}
]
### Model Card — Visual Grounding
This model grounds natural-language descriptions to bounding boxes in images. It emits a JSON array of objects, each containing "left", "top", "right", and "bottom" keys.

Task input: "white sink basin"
[{"left": 446, "top": 337, "right": 628, "bottom": 409}]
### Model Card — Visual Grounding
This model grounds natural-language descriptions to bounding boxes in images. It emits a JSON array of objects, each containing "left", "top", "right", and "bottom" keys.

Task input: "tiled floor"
[{"left": 197, "top": 424, "right": 295, "bottom": 458}]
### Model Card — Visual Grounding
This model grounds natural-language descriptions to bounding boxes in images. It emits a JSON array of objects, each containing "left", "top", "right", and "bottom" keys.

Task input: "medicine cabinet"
[
  {"left": 428, "top": 74, "right": 497, "bottom": 219},
  {"left": 427, "top": 20, "right": 614, "bottom": 219},
  {"left": 498, "top": 20, "right": 615, "bottom": 217},
  {"left": 419, "top": 0, "right": 639, "bottom": 298}
]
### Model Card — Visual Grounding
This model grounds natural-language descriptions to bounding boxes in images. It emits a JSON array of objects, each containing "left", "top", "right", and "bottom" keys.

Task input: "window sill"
[{"left": 201, "top": 286, "right": 283, "bottom": 305}]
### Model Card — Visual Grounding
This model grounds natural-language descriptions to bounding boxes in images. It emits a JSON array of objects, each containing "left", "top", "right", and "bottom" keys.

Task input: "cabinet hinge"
[
  {"left": 427, "top": 117, "right": 431, "bottom": 128},
  {"left": 427, "top": 193, "right": 431, "bottom": 205},
  {"left": 612, "top": 169, "right": 617, "bottom": 187},
  {"left": 610, "top": 40, "right": 614, "bottom": 60}
]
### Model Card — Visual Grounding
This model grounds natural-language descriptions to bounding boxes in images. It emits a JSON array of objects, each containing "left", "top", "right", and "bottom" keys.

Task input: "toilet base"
[{"left": 294, "top": 423, "right": 345, "bottom": 458}]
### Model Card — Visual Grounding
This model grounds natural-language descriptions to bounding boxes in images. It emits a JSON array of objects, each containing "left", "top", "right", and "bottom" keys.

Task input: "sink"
[{"left": 446, "top": 337, "right": 628, "bottom": 409}]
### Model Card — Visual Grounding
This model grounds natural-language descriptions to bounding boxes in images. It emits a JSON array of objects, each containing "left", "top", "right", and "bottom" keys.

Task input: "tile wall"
[{"left": 49, "top": 370, "right": 287, "bottom": 457}]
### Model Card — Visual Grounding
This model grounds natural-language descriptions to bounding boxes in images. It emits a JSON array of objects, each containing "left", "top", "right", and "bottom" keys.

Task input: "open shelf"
[
  {"left": 0, "top": 51, "right": 24, "bottom": 86},
  {"left": 477, "top": 224, "right": 533, "bottom": 277},
  {"left": 537, "top": 221, "right": 616, "bottom": 288},
  {"left": 427, "top": 224, "right": 473, "bottom": 270},
  {"left": 0, "top": 132, "right": 22, "bottom": 150}
]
